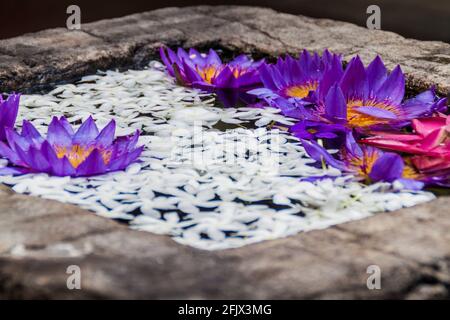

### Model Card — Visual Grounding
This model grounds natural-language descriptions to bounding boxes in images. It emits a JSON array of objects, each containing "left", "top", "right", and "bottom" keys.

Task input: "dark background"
[{"left": 1, "top": 0, "right": 449, "bottom": 42}]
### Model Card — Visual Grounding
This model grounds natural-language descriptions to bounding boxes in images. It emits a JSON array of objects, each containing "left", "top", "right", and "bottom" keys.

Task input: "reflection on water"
[{"left": 212, "top": 88, "right": 259, "bottom": 109}]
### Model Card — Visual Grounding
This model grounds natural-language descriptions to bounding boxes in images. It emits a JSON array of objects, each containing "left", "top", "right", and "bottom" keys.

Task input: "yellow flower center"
[
  {"left": 232, "top": 68, "right": 246, "bottom": 79},
  {"left": 346, "top": 99, "right": 401, "bottom": 128},
  {"left": 54, "top": 144, "right": 112, "bottom": 168},
  {"left": 197, "top": 66, "right": 220, "bottom": 84},
  {"left": 349, "top": 152, "right": 420, "bottom": 182},
  {"left": 402, "top": 165, "right": 419, "bottom": 179},
  {"left": 196, "top": 65, "right": 246, "bottom": 84},
  {"left": 284, "top": 82, "right": 318, "bottom": 98},
  {"left": 402, "top": 159, "right": 420, "bottom": 179},
  {"left": 348, "top": 149, "right": 379, "bottom": 178}
]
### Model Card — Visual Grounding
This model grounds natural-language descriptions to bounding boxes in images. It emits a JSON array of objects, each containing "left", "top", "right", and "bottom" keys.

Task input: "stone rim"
[{"left": 0, "top": 6, "right": 449, "bottom": 299}]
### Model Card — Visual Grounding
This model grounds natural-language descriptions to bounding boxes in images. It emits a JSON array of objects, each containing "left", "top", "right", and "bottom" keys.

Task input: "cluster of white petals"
[{"left": 0, "top": 62, "right": 434, "bottom": 250}]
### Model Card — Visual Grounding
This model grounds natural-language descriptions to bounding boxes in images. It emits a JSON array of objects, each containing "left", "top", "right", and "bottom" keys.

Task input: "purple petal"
[
  {"left": 113, "top": 132, "right": 139, "bottom": 155},
  {"left": 317, "top": 55, "right": 344, "bottom": 101},
  {"left": 0, "top": 93, "right": 20, "bottom": 141},
  {"left": 300, "top": 139, "right": 346, "bottom": 170},
  {"left": 28, "top": 146, "right": 51, "bottom": 172},
  {"left": 181, "top": 60, "right": 203, "bottom": 85},
  {"left": 315, "top": 131, "right": 338, "bottom": 139},
  {"left": 229, "top": 54, "right": 251, "bottom": 67},
  {"left": 402, "top": 89, "right": 447, "bottom": 118},
  {"left": 301, "top": 175, "right": 337, "bottom": 183},
  {"left": 108, "top": 152, "right": 128, "bottom": 171},
  {"left": 0, "top": 166, "right": 30, "bottom": 176},
  {"left": 58, "top": 117, "right": 75, "bottom": 135},
  {"left": 206, "top": 49, "right": 222, "bottom": 66},
  {"left": 375, "top": 65, "right": 405, "bottom": 105},
  {"left": 95, "top": 119, "right": 116, "bottom": 147},
  {"left": 321, "top": 49, "right": 333, "bottom": 65},
  {"left": 345, "top": 132, "right": 363, "bottom": 157},
  {"left": 247, "top": 88, "right": 278, "bottom": 99},
  {"left": 235, "top": 71, "right": 261, "bottom": 88},
  {"left": 268, "top": 66, "right": 287, "bottom": 90},
  {"left": 339, "top": 56, "right": 369, "bottom": 100},
  {"left": 355, "top": 106, "right": 398, "bottom": 119},
  {"left": 0, "top": 140, "right": 22, "bottom": 164},
  {"left": 432, "top": 97, "right": 447, "bottom": 114},
  {"left": 325, "top": 84, "right": 347, "bottom": 120},
  {"left": 272, "top": 97, "right": 313, "bottom": 120},
  {"left": 40, "top": 140, "right": 76, "bottom": 176},
  {"left": 395, "top": 178, "right": 424, "bottom": 190},
  {"left": 47, "top": 117, "right": 73, "bottom": 147},
  {"left": 5, "top": 127, "right": 30, "bottom": 152},
  {"left": 75, "top": 149, "right": 107, "bottom": 176},
  {"left": 125, "top": 130, "right": 140, "bottom": 150},
  {"left": 109, "top": 131, "right": 140, "bottom": 166},
  {"left": 121, "top": 145, "right": 143, "bottom": 168},
  {"left": 368, "top": 152, "right": 404, "bottom": 182},
  {"left": 259, "top": 64, "right": 279, "bottom": 91},
  {"left": 159, "top": 47, "right": 175, "bottom": 76},
  {"left": 290, "top": 122, "right": 314, "bottom": 140},
  {"left": 366, "top": 56, "right": 387, "bottom": 93},
  {"left": 214, "top": 66, "right": 235, "bottom": 88},
  {"left": 21, "top": 120, "right": 44, "bottom": 146},
  {"left": 73, "top": 116, "right": 99, "bottom": 145},
  {"left": 186, "top": 48, "right": 204, "bottom": 66},
  {"left": 14, "top": 143, "right": 34, "bottom": 168},
  {"left": 109, "top": 146, "right": 144, "bottom": 171}
]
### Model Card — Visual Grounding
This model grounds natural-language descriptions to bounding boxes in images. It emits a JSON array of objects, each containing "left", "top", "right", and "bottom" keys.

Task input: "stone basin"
[{"left": 0, "top": 5, "right": 449, "bottom": 299}]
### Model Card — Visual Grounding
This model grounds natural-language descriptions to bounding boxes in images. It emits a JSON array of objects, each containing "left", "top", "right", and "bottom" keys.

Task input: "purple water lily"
[
  {"left": 0, "top": 116, "right": 143, "bottom": 177},
  {"left": 0, "top": 93, "right": 20, "bottom": 141},
  {"left": 315, "top": 56, "right": 447, "bottom": 130},
  {"left": 248, "top": 50, "right": 342, "bottom": 105},
  {"left": 300, "top": 132, "right": 424, "bottom": 189},
  {"left": 248, "top": 50, "right": 344, "bottom": 120},
  {"left": 160, "top": 47, "right": 264, "bottom": 91}
]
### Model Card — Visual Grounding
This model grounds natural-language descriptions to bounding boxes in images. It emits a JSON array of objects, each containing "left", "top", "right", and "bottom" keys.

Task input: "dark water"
[{"left": 426, "top": 187, "right": 450, "bottom": 196}]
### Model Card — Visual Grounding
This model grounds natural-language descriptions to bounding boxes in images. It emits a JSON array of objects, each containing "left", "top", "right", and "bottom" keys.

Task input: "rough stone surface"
[
  {"left": 1, "top": 6, "right": 449, "bottom": 96},
  {"left": 0, "top": 6, "right": 449, "bottom": 299},
  {"left": 1, "top": 186, "right": 450, "bottom": 299}
]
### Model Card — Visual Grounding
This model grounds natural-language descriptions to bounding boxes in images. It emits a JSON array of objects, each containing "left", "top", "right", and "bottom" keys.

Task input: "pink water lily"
[{"left": 361, "top": 113, "right": 450, "bottom": 172}]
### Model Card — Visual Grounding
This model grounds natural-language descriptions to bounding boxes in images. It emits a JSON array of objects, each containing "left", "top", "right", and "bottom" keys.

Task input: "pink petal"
[
  {"left": 361, "top": 138, "right": 423, "bottom": 154},
  {"left": 412, "top": 155, "right": 450, "bottom": 172},
  {"left": 419, "top": 127, "right": 446, "bottom": 150},
  {"left": 412, "top": 116, "right": 446, "bottom": 136},
  {"left": 368, "top": 132, "right": 422, "bottom": 142}
]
